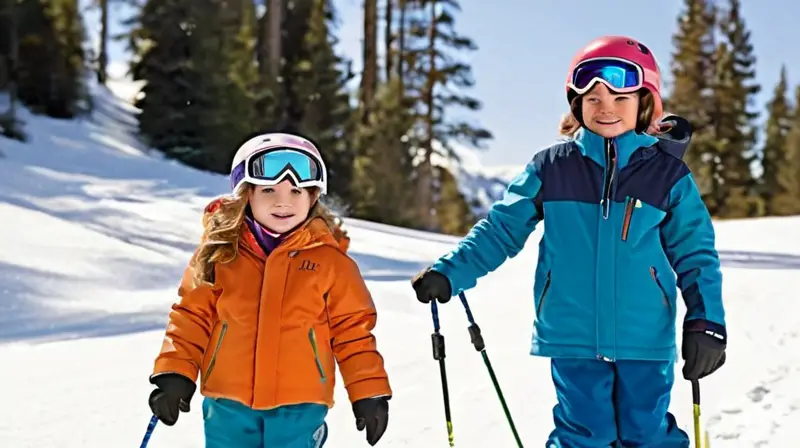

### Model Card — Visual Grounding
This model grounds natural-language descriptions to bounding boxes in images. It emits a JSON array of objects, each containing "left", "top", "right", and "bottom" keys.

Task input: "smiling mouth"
[
  {"left": 596, "top": 119, "right": 621, "bottom": 125},
  {"left": 271, "top": 213, "right": 295, "bottom": 220}
]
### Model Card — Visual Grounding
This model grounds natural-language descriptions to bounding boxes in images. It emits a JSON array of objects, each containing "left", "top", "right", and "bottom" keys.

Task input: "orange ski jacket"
[{"left": 152, "top": 203, "right": 391, "bottom": 410}]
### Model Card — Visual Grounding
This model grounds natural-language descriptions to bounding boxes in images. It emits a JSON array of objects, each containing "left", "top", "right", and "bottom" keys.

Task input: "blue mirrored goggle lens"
[
  {"left": 249, "top": 149, "right": 320, "bottom": 182},
  {"left": 572, "top": 59, "right": 641, "bottom": 91}
]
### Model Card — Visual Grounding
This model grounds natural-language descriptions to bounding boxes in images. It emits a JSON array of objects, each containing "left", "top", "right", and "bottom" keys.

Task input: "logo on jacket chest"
[{"left": 298, "top": 259, "right": 319, "bottom": 272}]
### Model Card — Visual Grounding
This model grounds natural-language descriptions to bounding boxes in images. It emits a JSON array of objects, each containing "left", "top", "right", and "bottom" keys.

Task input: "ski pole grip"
[
  {"left": 468, "top": 323, "right": 485, "bottom": 351},
  {"left": 432, "top": 333, "right": 446, "bottom": 360},
  {"left": 691, "top": 379, "right": 700, "bottom": 405},
  {"left": 430, "top": 300, "right": 441, "bottom": 332}
]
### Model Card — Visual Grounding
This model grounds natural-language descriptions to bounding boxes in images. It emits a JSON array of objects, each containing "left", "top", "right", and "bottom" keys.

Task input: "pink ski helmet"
[{"left": 565, "top": 36, "right": 664, "bottom": 130}]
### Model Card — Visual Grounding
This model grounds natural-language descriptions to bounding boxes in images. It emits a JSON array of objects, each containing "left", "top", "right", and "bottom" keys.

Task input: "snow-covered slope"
[{"left": 0, "top": 81, "right": 798, "bottom": 447}]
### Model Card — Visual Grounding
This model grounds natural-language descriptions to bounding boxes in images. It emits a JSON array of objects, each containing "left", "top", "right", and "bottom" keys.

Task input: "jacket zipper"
[
  {"left": 621, "top": 197, "right": 635, "bottom": 241},
  {"left": 308, "top": 327, "right": 327, "bottom": 383},
  {"left": 601, "top": 139, "right": 617, "bottom": 220},
  {"left": 537, "top": 271, "right": 552, "bottom": 316},
  {"left": 202, "top": 321, "right": 228, "bottom": 388},
  {"left": 649, "top": 267, "right": 671, "bottom": 311}
]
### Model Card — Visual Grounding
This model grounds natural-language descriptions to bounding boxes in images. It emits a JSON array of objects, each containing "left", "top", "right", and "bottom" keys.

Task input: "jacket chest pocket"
[
  {"left": 621, "top": 197, "right": 638, "bottom": 241},
  {"left": 620, "top": 197, "right": 667, "bottom": 243}
]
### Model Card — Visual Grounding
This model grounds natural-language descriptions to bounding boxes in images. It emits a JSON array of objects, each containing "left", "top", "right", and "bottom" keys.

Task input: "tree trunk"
[
  {"left": 383, "top": 0, "right": 392, "bottom": 81},
  {"left": 267, "top": 0, "right": 283, "bottom": 81},
  {"left": 2, "top": 0, "right": 17, "bottom": 120},
  {"left": 396, "top": 0, "right": 406, "bottom": 91},
  {"left": 417, "top": 0, "right": 436, "bottom": 230},
  {"left": 360, "top": 0, "right": 377, "bottom": 123},
  {"left": 97, "top": 0, "right": 108, "bottom": 84}
]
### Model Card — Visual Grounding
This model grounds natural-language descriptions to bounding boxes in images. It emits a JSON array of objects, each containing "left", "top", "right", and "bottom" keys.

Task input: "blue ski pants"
[
  {"left": 202, "top": 398, "right": 328, "bottom": 448},
  {"left": 546, "top": 358, "right": 690, "bottom": 447}
]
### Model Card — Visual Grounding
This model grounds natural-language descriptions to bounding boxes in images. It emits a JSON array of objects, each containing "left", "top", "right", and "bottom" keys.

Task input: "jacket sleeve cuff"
[
  {"left": 345, "top": 377, "right": 393, "bottom": 404},
  {"left": 684, "top": 318, "right": 727, "bottom": 343},
  {"left": 152, "top": 357, "right": 200, "bottom": 383}
]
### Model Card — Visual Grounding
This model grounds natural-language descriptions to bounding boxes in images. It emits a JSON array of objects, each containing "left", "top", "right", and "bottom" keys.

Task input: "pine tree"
[
  {"left": 130, "top": 0, "right": 260, "bottom": 173},
  {"left": 770, "top": 85, "right": 800, "bottom": 216},
  {"left": 706, "top": 43, "right": 737, "bottom": 216},
  {"left": 711, "top": 0, "right": 761, "bottom": 218},
  {"left": 434, "top": 165, "right": 473, "bottom": 235},
  {"left": 274, "top": 0, "right": 315, "bottom": 127},
  {"left": 351, "top": 78, "right": 417, "bottom": 227},
  {"left": 667, "top": 0, "right": 716, "bottom": 200},
  {"left": 15, "top": 0, "right": 87, "bottom": 118},
  {"left": 129, "top": 0, "right": 204, "bottom": 160},
  {"left": 283, "top": 0, "right": 355, "bottom": 203},
  {"left": 406, "top": 0, "right": 491, "bottom": 230},
  {"left": 760, "top": 66, "right": 792, "bottom": 215},
  {"left": 192, "top": 0, "right": 260, "bottom": 173}
]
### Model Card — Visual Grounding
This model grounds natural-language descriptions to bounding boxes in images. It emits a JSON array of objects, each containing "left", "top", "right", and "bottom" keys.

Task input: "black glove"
[
  {"left": 352, "top": 396, "right": 389, "bottom": 446},
  {"left": 148, "top": 373, "right": 197, "bottom": 426},
  {"left": 412, "top": 268, "right": 452, "bottom": 304},
  {"left": 682, "top": 320, "right": 727, "bottom": 380}
]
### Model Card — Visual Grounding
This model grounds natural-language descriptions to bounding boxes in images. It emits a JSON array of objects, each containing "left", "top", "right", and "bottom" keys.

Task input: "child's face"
[
  {"left": 581, "top": 83, "right": 639, "bottom": 138},
  {"left": 249, "top": 180, "right": 314, "bottom": 233}
]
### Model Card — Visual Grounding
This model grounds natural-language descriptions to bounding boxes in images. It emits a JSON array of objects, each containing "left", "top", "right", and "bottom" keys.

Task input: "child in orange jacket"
[{"left": 148, "top": 132, "right": 392, "bottom": 447}]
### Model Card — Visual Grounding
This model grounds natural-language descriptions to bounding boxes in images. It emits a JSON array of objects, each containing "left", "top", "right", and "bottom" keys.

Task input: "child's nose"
[
  {"left": 598, "top": 99, "right": 616, "bottom": 113},
  {"left": 274, "top": 193, "right": 292, "bottom": 205}
]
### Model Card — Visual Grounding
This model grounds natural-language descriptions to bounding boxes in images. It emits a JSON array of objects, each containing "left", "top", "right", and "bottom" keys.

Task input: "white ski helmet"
[{"left": 229, "top": 133, "right": 328, "bottom": 195}]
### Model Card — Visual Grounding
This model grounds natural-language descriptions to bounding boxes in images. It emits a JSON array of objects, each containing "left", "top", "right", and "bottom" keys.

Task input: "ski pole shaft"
[
  {"left": 480, "top": 350, "right": 523, "bottom": 447},
  {"left": 458, "top": 292, "right": 524, "bottom": 447},
  {"left": 691, "top": 379, "right": 709, "bottom": 447},
  {"left": 431, "top": 300, "right": 455, "bottom": 446},
  {"left": 139, "top": 415, "right": 158, "bottom": 448}
]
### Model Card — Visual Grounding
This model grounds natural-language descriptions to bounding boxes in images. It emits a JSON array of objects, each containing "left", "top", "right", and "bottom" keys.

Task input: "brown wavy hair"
[{"left": 188, "top": 184, "right": 342, "bottom": 287}]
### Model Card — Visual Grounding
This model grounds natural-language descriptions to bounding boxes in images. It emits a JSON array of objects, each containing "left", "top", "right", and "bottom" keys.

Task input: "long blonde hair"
[
  {"left": 189, "top": 184, "right": 342, "bottom": 287},
  {"left": 558, "top": 89, "right": 657, "bottom": 138}
]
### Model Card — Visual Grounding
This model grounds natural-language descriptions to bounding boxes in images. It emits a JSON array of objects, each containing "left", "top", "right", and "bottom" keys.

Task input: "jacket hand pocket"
[
  {"left": 649, "top": 267, "right": 671, "bottom": 312},
  {"left": 536, "top": 271, "right": 552, "bottom": 317},
  {"left": 308, "top": 327, "right": 328, "bottom": 383},
  {"left": 201, "top": 320, "right": 228, "bottom": 389}
]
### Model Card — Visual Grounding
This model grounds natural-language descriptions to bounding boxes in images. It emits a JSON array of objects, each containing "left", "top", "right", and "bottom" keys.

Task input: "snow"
[{"left": 0, "top": 77, "right": 798, "bottom": 447}]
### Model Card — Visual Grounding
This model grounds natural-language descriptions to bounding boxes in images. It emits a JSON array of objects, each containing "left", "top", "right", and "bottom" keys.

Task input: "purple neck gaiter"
[{"left": 245, "top": 210, "right": 283, "bottom": 254}]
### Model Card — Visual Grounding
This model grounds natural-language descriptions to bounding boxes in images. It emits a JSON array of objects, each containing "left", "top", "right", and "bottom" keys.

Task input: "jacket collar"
[
  {"left": 241, "top": 216, "right": 338, "bottom": 260},
  {"left": 573, "top": 127, "right": 658, "bottom": 169}
]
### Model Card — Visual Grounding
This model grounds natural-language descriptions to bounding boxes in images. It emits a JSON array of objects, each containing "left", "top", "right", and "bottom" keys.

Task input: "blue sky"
[{"left": 91, "top": 0, "right": 800, "bottom": 167}]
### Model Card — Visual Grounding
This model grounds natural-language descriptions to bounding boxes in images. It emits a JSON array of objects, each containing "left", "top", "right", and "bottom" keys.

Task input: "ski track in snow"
[{"left": 0, "top": 78, "right": 798, "bottom": 447}]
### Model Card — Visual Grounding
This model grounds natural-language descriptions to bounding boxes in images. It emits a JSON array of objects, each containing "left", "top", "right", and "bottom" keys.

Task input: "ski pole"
[
  {"left": 139, "top": 415, "right": 158, "bottom": 448},
  {"left": 458, "top": 292, "right": 524, "bottom": 448},
  {"left": 691, "top": 379, "right": 710, "bottom": 448},
  {"left": 430, "top": 300, "right": 455, "bottom": 447}
]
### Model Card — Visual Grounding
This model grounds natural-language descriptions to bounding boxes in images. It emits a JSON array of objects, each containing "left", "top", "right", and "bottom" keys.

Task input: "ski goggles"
[
  {"left": 231, "top": 147, "right": 326, "bottom": 193},
  {"left": 568, "top": 57, "right": 643, "bottom": 95}
]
